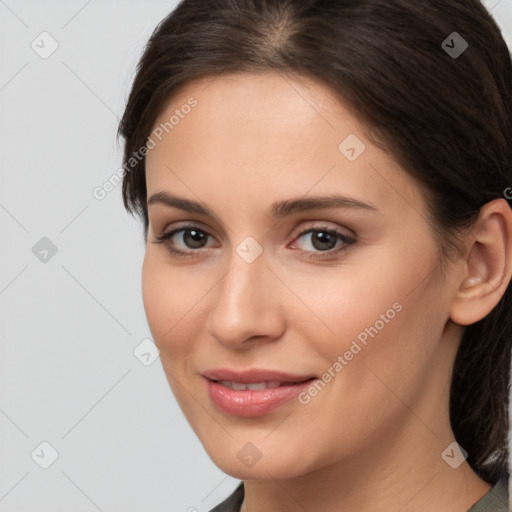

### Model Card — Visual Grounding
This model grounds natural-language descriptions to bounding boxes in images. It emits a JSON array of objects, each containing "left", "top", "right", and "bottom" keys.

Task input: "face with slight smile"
[{"left": 142, "top": 71, "right": 462, "bottom": 480}]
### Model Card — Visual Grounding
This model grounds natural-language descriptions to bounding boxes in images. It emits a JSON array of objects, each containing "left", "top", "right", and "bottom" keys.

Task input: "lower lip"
[{"left": 205, "top": 378, "right": 316, "bottom": 417}]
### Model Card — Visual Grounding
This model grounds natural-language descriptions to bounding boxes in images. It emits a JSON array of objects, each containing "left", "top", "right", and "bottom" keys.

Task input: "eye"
[
  {"left": 152, "top": 225, "right": 217, "bottom": 258},
  {"left": 289, "top": 227, "right": 356, "bottom": 260}
]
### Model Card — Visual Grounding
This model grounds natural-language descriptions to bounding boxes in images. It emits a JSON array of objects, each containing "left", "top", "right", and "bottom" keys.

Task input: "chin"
[{"left": 200, "top": 438, "right": 320, "bottom": 481}]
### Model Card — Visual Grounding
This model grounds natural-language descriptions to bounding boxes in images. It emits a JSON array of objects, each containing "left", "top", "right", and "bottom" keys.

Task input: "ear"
[{"left": 450, "top": 198, "right": 512, "bottom": 326}]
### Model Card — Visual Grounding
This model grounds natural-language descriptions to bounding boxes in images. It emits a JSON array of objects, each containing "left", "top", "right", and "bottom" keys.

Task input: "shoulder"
[
  {"left": 208, "top": 482, "right": 244, "bottom": 512},
  {"left": 205, "top": 476, "right": 509, "bottom": 512},
  {"left": 467, "top": 472, "right": 509, "bottom": 512}
]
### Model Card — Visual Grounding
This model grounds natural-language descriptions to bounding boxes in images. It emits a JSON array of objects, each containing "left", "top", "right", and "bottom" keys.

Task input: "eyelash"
[{"left": 152, "top": 223, "right": 356, "bottom": 261}]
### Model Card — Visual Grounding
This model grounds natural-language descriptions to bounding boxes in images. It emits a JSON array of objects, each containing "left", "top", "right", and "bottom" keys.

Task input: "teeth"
[
  {"left": 218, "top": 380, "right": 282, "bottom": 390},
  {"left": 247, "top": 382, "right": 278, "bottom": 390}
]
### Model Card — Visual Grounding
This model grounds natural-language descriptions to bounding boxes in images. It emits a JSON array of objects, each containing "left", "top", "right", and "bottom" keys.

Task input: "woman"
[{"left": 118, "top": 1, "right": 512, "bottom": 510}]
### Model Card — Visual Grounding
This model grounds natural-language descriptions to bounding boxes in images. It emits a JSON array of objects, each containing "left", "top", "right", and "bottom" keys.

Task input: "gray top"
[
  {"left": 467, "top": 473, "right": 509, "bottom": 512},
  {"left": 209, "top": 473, "right": 509, "bottom": 512}
]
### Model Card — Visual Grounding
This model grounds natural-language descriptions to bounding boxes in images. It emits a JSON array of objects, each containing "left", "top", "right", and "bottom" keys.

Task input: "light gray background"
[{"left": 1, "top": 1, "right": 511, "bottom": 511}]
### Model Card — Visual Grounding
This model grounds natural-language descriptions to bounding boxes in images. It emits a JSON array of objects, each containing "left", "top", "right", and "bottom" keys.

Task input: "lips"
[{"left": 202, "top": 368, "right": 317, "bottom": 416}]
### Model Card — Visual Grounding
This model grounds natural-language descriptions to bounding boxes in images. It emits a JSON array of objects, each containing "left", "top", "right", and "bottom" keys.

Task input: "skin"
[{"left": 142, "top": 70, "right": 512, "bottom": 512}]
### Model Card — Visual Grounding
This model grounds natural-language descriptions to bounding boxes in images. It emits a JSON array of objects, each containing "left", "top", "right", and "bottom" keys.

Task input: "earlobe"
[{"left": 450, "top": 199, "right": 512, "bottom": 326}]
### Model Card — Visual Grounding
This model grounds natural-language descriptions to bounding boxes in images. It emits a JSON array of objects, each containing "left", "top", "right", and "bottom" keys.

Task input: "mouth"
[{"left": 202, "top": 372, "right": 318, "bottom": 417}]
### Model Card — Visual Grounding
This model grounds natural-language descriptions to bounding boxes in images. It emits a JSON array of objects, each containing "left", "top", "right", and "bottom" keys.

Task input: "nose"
[{"left": 206, "top": 247, "right": 286, "bottom": 350}]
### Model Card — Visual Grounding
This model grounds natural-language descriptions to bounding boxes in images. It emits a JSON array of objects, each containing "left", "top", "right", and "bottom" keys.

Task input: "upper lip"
[{"left": 202, "top": 368, "right": 316, "bottom": 383}]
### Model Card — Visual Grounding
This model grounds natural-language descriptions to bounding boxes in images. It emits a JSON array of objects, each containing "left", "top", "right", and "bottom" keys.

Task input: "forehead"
[
  {"left": 150, "top": 70, "right": 360, "bottom": 148},
  {"left": 145, "top": 71, "right": 424, "bottom": 218}
]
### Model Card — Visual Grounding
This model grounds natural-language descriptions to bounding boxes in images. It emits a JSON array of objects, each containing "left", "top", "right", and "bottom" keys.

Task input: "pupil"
[
  {"left": 313, "top": 231, "right": 335, "bottom": 251},
  {"left": 185, "top": 229, "right": 206, "bottom": 248}
]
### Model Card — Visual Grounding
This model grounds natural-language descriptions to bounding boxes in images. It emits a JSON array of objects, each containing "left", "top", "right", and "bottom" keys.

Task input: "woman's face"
[{"left": 142, "top": 71, "right": 461, "bottom": 479}]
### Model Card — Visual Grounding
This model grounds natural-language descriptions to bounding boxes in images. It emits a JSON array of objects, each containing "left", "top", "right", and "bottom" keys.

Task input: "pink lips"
[{"left": 202, "top": 368, "right": 317, "bottom": 417}]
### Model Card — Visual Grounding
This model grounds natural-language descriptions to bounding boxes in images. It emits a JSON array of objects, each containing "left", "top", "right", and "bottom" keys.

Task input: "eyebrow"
[{"left": 147, "top": 191, "right": 378, "bottom": 218}]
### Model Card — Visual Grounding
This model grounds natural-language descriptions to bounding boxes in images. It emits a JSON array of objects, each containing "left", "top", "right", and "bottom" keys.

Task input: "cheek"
[
  {"left": 272, "top": 254, "right": 445, "bottom": 466},
  {"left": 141, "top": 252, "right": 166, "bottom": 341},
  {"left": 312, "top": 259, "right": 443, "bottom": 413},
  {"left": 141, "top": 250, "right": 219, "bottom": 428},
  {"left": 287, "top": 240, "right": 444, "bottom": 393},
  {"left": 141, "top": 251, "right": 195, "bottom": 357}
]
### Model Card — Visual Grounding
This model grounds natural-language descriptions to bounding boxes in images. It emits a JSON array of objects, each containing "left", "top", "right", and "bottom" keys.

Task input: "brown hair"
[{"left": 118, "top": 0, "right": 512, "bottom": 484}]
